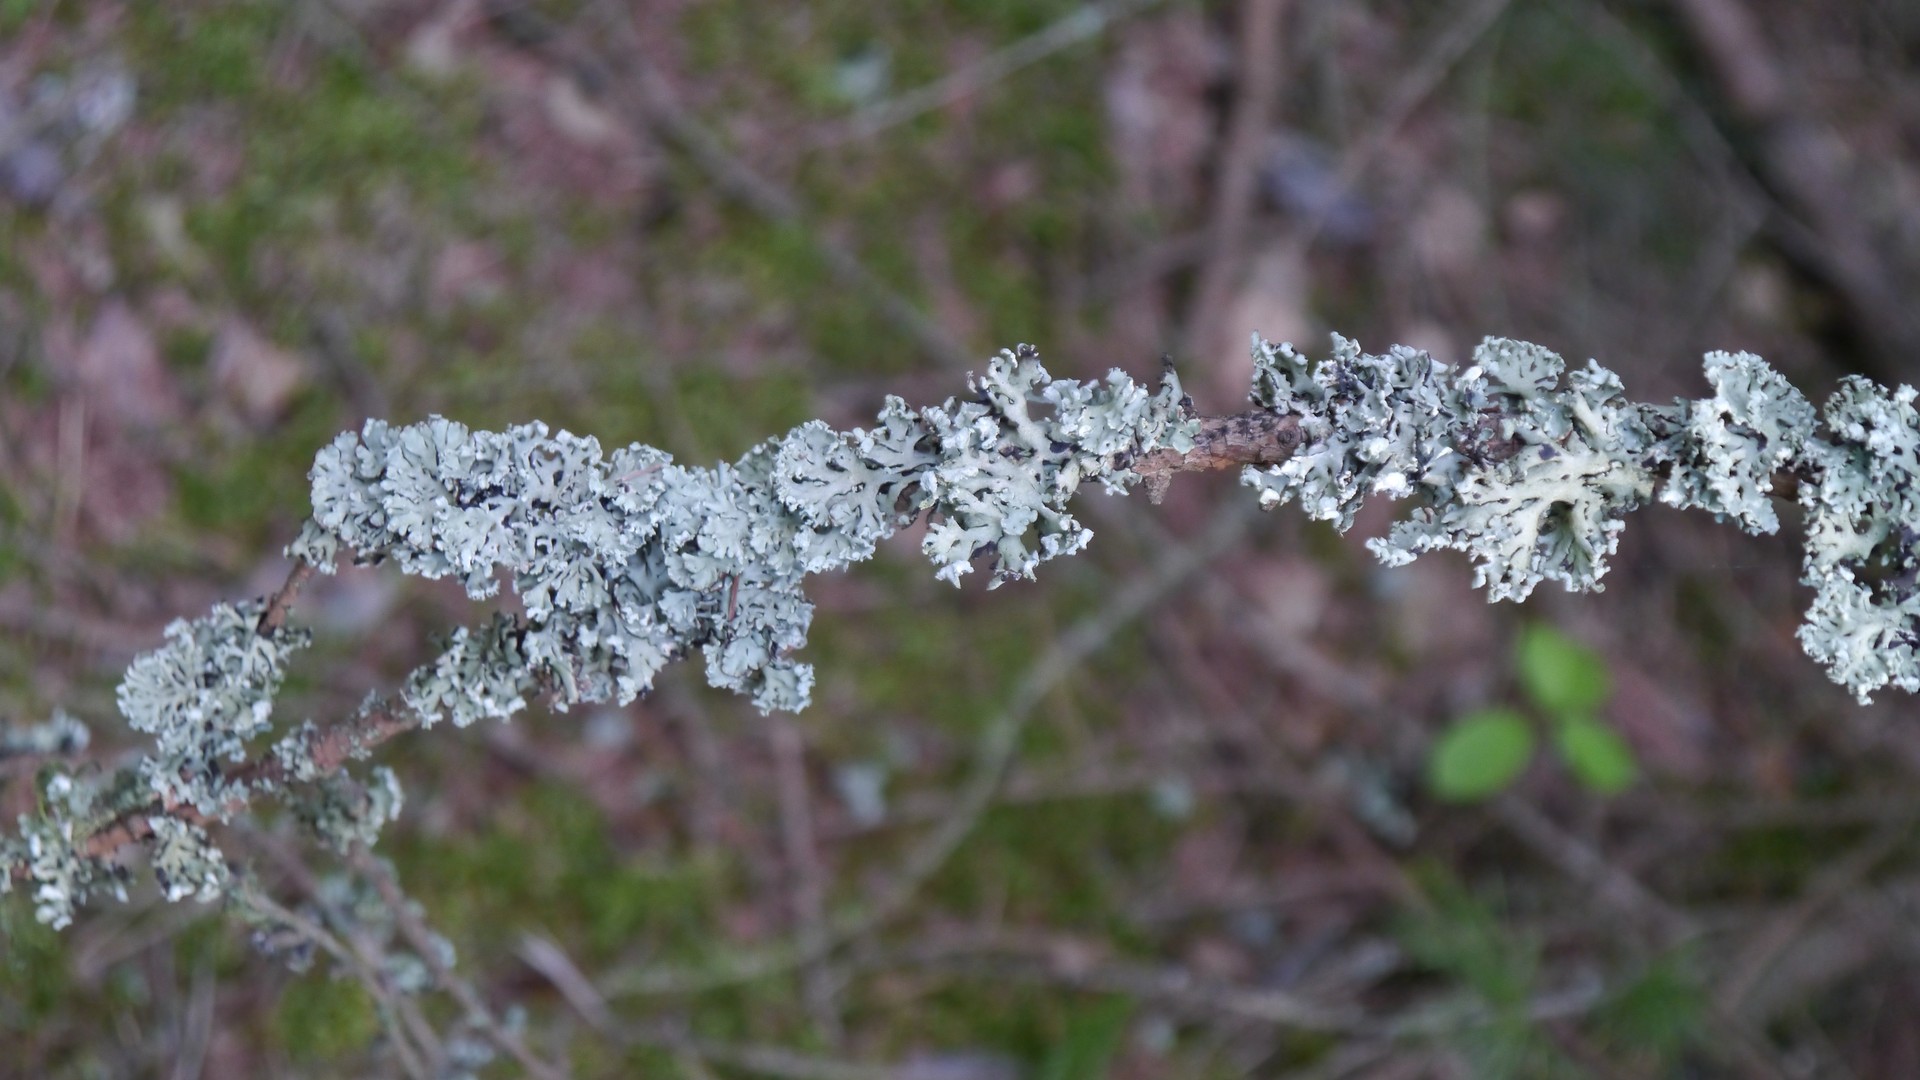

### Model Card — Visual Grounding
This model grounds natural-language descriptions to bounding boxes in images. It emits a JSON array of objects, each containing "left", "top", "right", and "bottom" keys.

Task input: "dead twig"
[
  {"left": 353, "top": 849, "right": 570, "bottom": 1080},
  {"left": 821, "top": 0, "right": 1166, "bottom": 146},
  {"left": 1666, "top": 0, "right": 1920, "bottom": 380},
  {"left": 1133, "top": 411, "right": 1304, "bottom": 502},
  {"left": 769, "top": 713, "right": 841, "bottom": 1040},
  {"left": 483, "top": 0, "right": 977, "bottom": 373},
  {"left": 1182, "top": 0, "right": 1291, "bottom": 360}
]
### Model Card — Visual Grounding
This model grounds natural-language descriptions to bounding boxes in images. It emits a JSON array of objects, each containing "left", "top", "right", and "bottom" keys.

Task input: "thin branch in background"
[
  {"left": 819, "top": 0, "right": 1166, "bottom": 146},
  {"left": 168, "top": 954, "right": 216, "bottom": 1080},
  {"left": 870, "top": 930, "right": 1609, "bottom": 1038},
  {"left": 1715, "top": 817, "right": 1915, "bottom": 1017},
  {"left": 522, "top": 933, "right": 911, "bottom": 1080},
  {"left": 232, "top": 882, "right": 436, "bottom": 1080},
  {"left": 1283, "top": 0, "right": 1514, "bottom": 256},
  {"left": 1081, "top": 0, "right": 1515, "bottom": 311},
  {"left": 1181, "top": 0, "right": 1290, "bottom": 359},
  {"left": 1663, "top": 0, "right": 1920, "bottom": 382},
  {"left": 769, "top": 712, "right": 841, "bottom": 1041},
  {"left": 481, "top": 0, "right": 978, "bottom": 372},
  {"left": 351, "top": 848, "right": 569, "bottom": 1080},
  {"left": 517, "top": 933, "right": 616, "bottom": 1033},
  {"left": 247, "top": 832, "right": 447, "bottom": 1071}
]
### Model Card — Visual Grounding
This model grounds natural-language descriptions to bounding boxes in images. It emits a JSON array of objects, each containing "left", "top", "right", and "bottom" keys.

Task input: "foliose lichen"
[
  {"left": 0, "top": 710, "right": 90, "bottom": 760},
  {"left": 1793, "top": 379, "right": 1920, "bottom": 700},
  {"left": 145, "top": 814, "right": 229, "bottom": 904},
  {"left": 294, "top": 767, "right": 405, "bottom": 855},
  {"left": 1242, "top": 333, "right": 1919, "bottom": 701},
  {"left": 5, "top": 772, "right": 126, "bottom": 930},
  {"left": 116, "top": 600, "right": 309, "bottom": 816},
  {"left": 290, "top": 344, "right": 1193, "bottom": 715}
]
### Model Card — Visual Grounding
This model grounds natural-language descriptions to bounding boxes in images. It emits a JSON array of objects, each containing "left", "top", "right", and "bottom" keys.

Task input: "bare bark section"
[{"left": 1134, "top": 411, "right": 1305, "bottom": 502}]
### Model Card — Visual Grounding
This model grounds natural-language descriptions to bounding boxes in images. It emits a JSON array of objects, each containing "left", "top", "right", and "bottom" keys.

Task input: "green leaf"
[
  {"left": 1553, "top": 714, "right": 1638, "bottom": 795},
  {"left": 1429, "top": 708, "right": 1536, "bottom": 802},
  {"left": 1515, "top": 625, "right": 1611, "bottom": 716}
]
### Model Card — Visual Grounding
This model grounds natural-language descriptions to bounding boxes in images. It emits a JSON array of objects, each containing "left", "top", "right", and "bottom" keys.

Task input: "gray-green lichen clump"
[
  {"left": 1242, "top": 333, "right": 1919, "bottom": 702},
  {"left": 291, "top": 344, "right": 1194, "bottom": 716}
]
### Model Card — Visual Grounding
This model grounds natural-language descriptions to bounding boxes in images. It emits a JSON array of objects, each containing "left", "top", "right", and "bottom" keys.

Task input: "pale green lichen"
[
  {"left": 294, "top": 767, "right": 405, "bottom": 855},
  {"left": 145, "top": 814, "right": 229, "bottom": 904},
  {"left": 1243, "top": 333, "right": 1919, "bottom": 702},
  {"left": 1248, "top": 334, "right": 1666, "bottom": 601},
  {"left": 0, "top": 710, "right": 90, "bottom": 760},
  {"left": 116, "top": 600, "right": 310, "bottom": 816},
  {"left": 1794, "top": 380, "right": 1920, "bottom": 700},
  {"left": 292, "top": 344, "right": 1193, "bottom": 715},
  {"left": 1657, "top": 350, "right": 1816, "bottom": 534},
  {"left": 8, "top": 774, "right": 119, "bottom": 930}
]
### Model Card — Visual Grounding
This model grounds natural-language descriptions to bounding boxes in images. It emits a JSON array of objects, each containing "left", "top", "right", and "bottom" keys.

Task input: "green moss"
[
  {"left": 393, "top": 782, "right": 735, "bottom": 966},
  {"left": 0, "top": 895, "right": 70, "bottom": 1022},
  {"left": 1714, "top": 824, "right": 1866, "bottom": 899},
  {"left": 173, "top": 391, "right": 338, "bottom": 541},
  {"left": 935, "top": 796, "right": 1177, "bottom": 935},
  {"left": 670, "top": 366, "right": 816, "bottom": 460},
  {"left": 275, "top": 973, "right": 380, "bottom": 1062},
  {"left": 1595, "top": 955, "right": 1706, "bottom": 1063},
  {"left": 127, "top": 4, "right": 483, "bottom": 307},
  {"left": 127, "top": 4, "right": 275, "bottom": 104},
  {"left": 0, "top": 0, "right": 50, "bottom": 35}
]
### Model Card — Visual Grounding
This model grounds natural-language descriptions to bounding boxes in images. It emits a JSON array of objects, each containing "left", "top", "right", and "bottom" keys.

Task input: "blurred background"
[{"left": 3, "top": 0, "right": 1919, "bottom": 1076}]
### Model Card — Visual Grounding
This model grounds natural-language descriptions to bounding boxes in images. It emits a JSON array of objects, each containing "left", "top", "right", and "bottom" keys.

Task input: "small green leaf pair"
[{"left": 1428, "top": 625, "right": 1638, "bottom": 802}]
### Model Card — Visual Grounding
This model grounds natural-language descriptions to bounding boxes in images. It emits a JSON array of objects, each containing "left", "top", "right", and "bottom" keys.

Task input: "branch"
[
  {"left": 5, "top": 333, "right": 1916, "bottom": 947},
  {"left": 1133, "top": 410, "right": 1305, "bottom": 501}
]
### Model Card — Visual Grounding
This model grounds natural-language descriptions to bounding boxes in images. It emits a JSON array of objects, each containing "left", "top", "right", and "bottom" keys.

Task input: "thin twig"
[
  {"left": 1663, "top": 0, "right": 1920, "bottom": 380},
  {"left": 1182, "top": 0, "right": 1290, "bottom": 358},
  {"left": 484, "top": 0, "right": 977, "bottom": 372},
  {"left": 1715, "top": 817, "right": 1915, "bottom": 1016},
  {"left": 769, "top": 713, "right": 840, "bottom": 1040},
  {"left": 353, "top": 849, "right": 569, "bottom": 1080},
  {"left": 255, "top": 560, "right": 315, "bottom": 635},
  {"left": 233, "top": 882, "right": 436, "bottom": 1080},
  {"left": 821, "top": 0, "right": 1165, "bottom": 146},
  {"left": 1132, "top": 410, "right": 1304, "bottom": 501},
  {"left": 873, "top": 931, "right": 1608, "bottom": 1038}
]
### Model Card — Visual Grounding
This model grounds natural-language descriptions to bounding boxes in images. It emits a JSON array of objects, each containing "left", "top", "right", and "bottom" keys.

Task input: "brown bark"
[{"left": 1132, "top": 411, "right": 1305, "bottom": 502}]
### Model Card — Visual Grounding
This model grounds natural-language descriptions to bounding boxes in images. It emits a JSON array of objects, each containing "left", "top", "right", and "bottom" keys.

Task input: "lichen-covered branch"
[
  {"left": 1236, "top": 334, "right": 1916, "bottom": 701},
  {"left": 3, "top": 335, "right": 1916, "bottom": 938}
]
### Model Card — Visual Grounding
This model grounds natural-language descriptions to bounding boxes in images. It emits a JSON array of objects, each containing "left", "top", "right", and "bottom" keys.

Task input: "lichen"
[
  {"left": 116, "top": 600, "right": 309, "bottom": 816},
  {"left": 0, "top": 710, "right": 91, "bottom": 760},
  {"left": 9, "top": 774, "right": 116, "bottom": 930},
  {"left": 1794, "top": 379, "right": 1920, "bottom": 701},
  {"left": 294, "top": 344, "right": 1193, "bottom": 715},
  {"left": 294, "top": 767, "right": 405, "bottom": 855},
  {"left": 1656, "top": 350, "right": 1816, "bottom": 534},
  {"left": 146, "top": 814, "right": 229, "bottom": 904},
  {"left": 1242, "top": 332, "right": 1920, "bottom": 701},
  {"left": 8, "top": 333, "right": 1920, "bottom": 942},
  {"left": 1248, "top": 334, "right": 1667, "bottom": 601}
]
